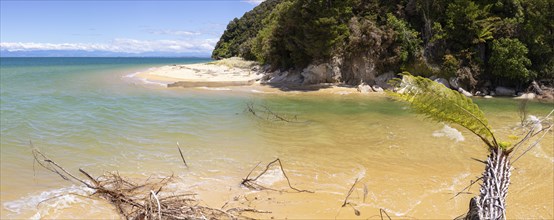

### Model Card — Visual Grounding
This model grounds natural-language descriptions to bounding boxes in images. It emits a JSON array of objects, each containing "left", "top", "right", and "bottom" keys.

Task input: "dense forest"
[{"left": 213, "top": 0, "right": 553, "bottom": 92}]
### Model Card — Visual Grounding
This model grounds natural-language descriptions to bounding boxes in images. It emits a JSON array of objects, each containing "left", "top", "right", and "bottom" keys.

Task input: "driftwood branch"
[
  {"left": 176, "top": 142, "right": 188, "bottom": 168},
  {"left": 380, "top": 208, "right": 392, "bottom": 220},
  {"left": 342, "top": 178, "right": 360, "bottom": 207},
  {"left": 241, "top": 158, "right": 313, "bottom": 193},
  {"left": 339, "top": 178, "right": 367, "bottom": 216},
  {"left": 32, "top": 148, "right": 268, "bottom": 220},
  {"left": 245, "top": 102, "right": 306, "bottom": 123}
]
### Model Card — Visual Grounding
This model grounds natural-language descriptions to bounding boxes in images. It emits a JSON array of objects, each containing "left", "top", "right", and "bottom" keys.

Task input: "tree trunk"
[{"left": 466, "top": 148, "right": 511, "bottom": 220}]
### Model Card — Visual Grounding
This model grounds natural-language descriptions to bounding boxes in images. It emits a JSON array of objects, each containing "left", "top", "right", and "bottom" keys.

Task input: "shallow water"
[{"left": 1, "top": 58, "right": 552, "bottom": 219}]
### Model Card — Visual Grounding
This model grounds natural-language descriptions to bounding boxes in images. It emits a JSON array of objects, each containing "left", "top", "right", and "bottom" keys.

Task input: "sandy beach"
[
  {"left": 131, "top": 58, "right": 372, "bottom": 96},
  {"left": 136, "top": 63, "right": 261, "bottom": 84}
]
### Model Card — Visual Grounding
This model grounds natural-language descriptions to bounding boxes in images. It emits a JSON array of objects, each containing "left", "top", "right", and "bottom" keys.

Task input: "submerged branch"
[{"left": 245, "top": 102, "right": 306, "bottom": 124}]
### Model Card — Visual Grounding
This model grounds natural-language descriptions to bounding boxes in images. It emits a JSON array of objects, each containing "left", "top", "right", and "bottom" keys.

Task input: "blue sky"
[{"left": 0, "top": 0, "right": 263, "bottom": 56}]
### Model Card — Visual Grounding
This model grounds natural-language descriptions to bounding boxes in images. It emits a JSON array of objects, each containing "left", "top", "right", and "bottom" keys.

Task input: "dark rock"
[
  {"left": 449, "top": 77, "right": 460, "bottom": 89},
  {"left": 434, "top": 78, "right": 450, "bottom": 88},
  {"left": 495, "top": 86, "right": 516, "bottom": 96},
  {"left": 372, "top": 85, "right": 384, "bottom": 92},
  {"left": 301, "top": 62, "right": 340, "bottom": 85},
  {"left": 375, "top": 72, "right": 396, "bottom": 89}
]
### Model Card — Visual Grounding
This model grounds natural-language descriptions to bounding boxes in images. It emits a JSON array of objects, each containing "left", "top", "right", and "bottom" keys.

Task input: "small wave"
[
  {"left": 3, "top": 185, "right": 94, "bottom": 217},
  {"left": 200, "top": 87, "right": 232, "bottom": 91},
  {"left": 123, "top": 71, "right": 141, "bottom": 78},
  {"left": 122, "top": 70, "right": 167, "bottom": 87},
  {"left": 432, "top": 125, "right": 465, "bottom": 142},
  {"left": 137, "top": 78, "right": 167, "bottom": 87},
  {"left": 250, "top": 89, "right": 275, "bottom": 94}
]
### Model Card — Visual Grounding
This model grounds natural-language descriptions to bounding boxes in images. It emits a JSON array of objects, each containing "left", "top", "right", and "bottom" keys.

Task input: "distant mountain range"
[{"left": 0, "top": 50, "right": 211, "bottom": 58}]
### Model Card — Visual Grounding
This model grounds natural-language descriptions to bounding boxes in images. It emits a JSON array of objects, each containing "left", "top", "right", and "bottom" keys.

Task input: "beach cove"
[{"left": 1, "top": 58, "right": 553, "bottom": 219}]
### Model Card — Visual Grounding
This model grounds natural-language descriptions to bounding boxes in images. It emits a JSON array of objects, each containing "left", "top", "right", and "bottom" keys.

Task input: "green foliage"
[
  {"left": 386, "top": 13, "right": 422, "bottom": 65},
  {"left": 430, "top": 22, "right": 446, "bottom": 43},
  {"left": 251, "top": 0, "right": 293, "bottom": 64},
  {"left": 441, "top": 54, "right": 459, "bottom": 78},
  {"left": 489, "top": 38, "right": 533, "bottom": 81},
  {"left": 262, "top": 0, "right": 353, "bottom": 69},
  {"left": 520, "top": 0, "right": 554, "bottom": 80},
  {"left": 445, "top": 0, "right": 481, "bottom": 49},
  {"left": 211, "top": 0, "right": 281, "bottom": 59},
  {"left": 388, "top": 73, "right": 499, "bottom": 150},
  {"left": 213, "top": 0, "right": 553, "bottom": 85},
  {"left": 445, "top": 0, "right": 494, "bottom": 50}
]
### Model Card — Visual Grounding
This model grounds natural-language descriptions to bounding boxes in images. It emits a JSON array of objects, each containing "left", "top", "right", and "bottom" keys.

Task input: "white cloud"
[
  {"left": 0, "top": 38, "right": 218, "bottom": 54},
  {"left": 148, "top": 29, "right": 201, "bottom": 36},
  {"left": 243, "top": 0, "right": 265, "bottom": 5}
]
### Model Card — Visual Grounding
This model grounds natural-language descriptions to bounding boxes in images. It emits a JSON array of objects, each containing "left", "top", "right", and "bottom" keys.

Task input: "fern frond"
[{"left": 387, "top": 74, "right": 498, "bottom": 150}]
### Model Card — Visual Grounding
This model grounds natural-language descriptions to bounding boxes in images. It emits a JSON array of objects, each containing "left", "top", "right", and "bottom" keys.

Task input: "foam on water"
[
  {"left": 3, "top": 185, "right": 94, "bottom": 218},
  {"left": 250, "top": 89, "right": 275, "bottom": 94},
  {"left": 200, "top": 87, "right": 232, "bottom": 91},
  {"left": 256, "top": 168, "right": 286, "bottom": 186},
  {"left": 432, "top": 124, "right": 465, "bottom": 142}
]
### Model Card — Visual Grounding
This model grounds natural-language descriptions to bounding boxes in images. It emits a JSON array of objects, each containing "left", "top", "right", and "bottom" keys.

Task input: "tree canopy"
[{"left": 213, "top": 0, "right": 554, "bottom": 86}]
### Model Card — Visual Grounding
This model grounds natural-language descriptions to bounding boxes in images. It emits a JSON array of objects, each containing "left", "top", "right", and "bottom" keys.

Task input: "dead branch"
[
  {"left": 340, "top": 178, "right": 364, "bottom": 216},
  {"left": 342, "top": 178, "right": 360, "bottom": 207},
  {"left": 176, "top": 142, "right": 188, "bottom": 168},
  {"left": 511, "top": 124, "right": 553, "bottom": 164},
  {"left": 380, "top": 208, "right": 392, "bottom": 220},
  {"left": 245, "top": 102, "right": 306, "bottom": 124},
  {"left": 32, "top": 148, "right": 95, "bottom": 188},
  {"left": 241, "top": 158, "right": 313, "bottom": 193},
  {"left": 451, "top": 177, "right": 483, "bottom": 200},
  {"left": 32, "top": 148, "right": 268, "bottom": 220}
]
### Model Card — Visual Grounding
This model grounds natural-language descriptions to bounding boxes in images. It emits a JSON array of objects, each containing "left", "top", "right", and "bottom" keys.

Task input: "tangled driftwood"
[{"left": 32, "top": 148, "right": 268, "bottom": 220}]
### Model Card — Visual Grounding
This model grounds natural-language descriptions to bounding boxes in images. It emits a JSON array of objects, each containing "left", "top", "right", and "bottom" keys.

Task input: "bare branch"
[
  {"left": 176, "top": 142, "right": 188, "bottom": 168},
  {"left": 242, "top": 158, "right": 314, "bottom": 193}
]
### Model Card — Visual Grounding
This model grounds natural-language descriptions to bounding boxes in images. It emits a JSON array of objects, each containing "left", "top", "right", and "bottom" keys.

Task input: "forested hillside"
[{"left": 213, "top": 0, "right": 553, "bottom": 91}]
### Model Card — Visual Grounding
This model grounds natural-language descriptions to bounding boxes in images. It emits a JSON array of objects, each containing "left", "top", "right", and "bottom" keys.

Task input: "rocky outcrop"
[
  {"left": 300, "top": 58, "right": 341, "bottom": 85},
  {"left": 357, "top": 83, "right": 373, "bottom": 93},
  {"left": 530, "top": 81, "right": 544, "bottom": 95},
  {"left": 340, "top": 54, "right": 378, "bottom": 85},
  {"left": 449, "top": 77, "right": 460, "bottom": 90},
  {"left": 375, "top": 72, "right": 396, "bottom": 89},
  {"left": 262, "top": 70, "right": 303, "bottom": 85}
]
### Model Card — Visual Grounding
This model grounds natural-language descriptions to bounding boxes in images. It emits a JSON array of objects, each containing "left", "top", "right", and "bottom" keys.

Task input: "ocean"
[{"left": 0, "top": 57, "right": 552, "bottom": 219}]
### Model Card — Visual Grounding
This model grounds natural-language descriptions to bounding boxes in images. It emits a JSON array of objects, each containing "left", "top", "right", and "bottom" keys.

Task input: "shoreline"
[
  {"left": 129, "top": 59, "right": 372, "bottom": 96},
  {"left": 129, "top": 58, "right": 553, "bottom": 101}
]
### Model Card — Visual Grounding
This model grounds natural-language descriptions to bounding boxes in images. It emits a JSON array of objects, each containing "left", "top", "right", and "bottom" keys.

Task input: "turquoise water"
[{"left": 1, "top": 58, "right": 552, "bottom": 219}]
